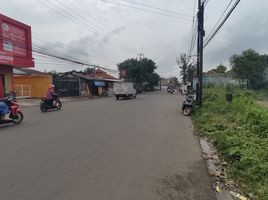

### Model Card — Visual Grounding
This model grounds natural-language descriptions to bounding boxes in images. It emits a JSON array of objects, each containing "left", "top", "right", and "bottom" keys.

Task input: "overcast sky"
[{"left": 1, "top": 0, "right": 267, "bottom": 77}]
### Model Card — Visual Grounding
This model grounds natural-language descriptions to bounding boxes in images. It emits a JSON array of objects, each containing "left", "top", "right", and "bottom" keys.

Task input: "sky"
[{"left": 1, "top": 0, "right": 267, "bottom": 78}]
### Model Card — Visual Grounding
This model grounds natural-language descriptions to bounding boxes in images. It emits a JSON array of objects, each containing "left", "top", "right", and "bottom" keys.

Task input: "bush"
[{"left": 193, "top": 87, "right": 268, "bottom": 199}]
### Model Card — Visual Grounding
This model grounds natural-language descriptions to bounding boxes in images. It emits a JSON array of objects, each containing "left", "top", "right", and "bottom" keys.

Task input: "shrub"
[{"left": 193, "top": 87, "right": 268, "bottom": 199}]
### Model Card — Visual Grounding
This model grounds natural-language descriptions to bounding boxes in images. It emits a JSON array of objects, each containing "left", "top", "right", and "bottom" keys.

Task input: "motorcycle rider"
[
  {"left": 46, "top": 84, "right": 57, "bottom": 106},
  {"left": 0, "top": 100, "right": 10, "bottom": 120}
]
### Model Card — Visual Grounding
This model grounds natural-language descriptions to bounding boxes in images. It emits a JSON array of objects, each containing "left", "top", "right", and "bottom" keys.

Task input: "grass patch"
[{"left": 192, "top": 87, "right": 268, "bottom": 200}]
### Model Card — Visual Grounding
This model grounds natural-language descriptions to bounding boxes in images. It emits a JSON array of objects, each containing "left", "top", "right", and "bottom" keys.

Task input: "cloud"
[
  {"left": 204, "top": 0, "right": 268, "bottom": 69},
  {"left": 101, "top": 25, "right": 126, "bottom": 44},
  {"left": 1, "top": 0, "right": 268, "bottom": 76}
]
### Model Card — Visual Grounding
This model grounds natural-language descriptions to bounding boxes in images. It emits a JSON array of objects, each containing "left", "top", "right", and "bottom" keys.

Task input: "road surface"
[{"left": 0, "top": 91, "right": 216, "bottom": 200}]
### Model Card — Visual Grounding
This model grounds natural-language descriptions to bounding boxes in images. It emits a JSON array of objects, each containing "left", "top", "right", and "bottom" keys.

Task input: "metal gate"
[
  {"left": 53, "top": 79, "right": 79, "bottom": 97},
  {"left": 14, "top": 84, "right": 31, "bottom": 98}
]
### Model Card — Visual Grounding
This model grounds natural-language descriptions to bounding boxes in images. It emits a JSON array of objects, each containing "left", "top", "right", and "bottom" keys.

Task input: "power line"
[
  {"left": 33, "top": 34, "right": 117, "bottom": 65},
  {"left": 63, "top": 0, "right": 139, "bottom": 51},
  {"left": 205, "top": 0, "right": 211, "bottom": 8},
  {"left": 118, "top": 0, "right": 192, "bottom": 18},
  {"left": 0, "top": 35, "right": 118, "bottom": 72},
  {"left": 187, "top": 0, "right": 198, "bottom": 59},
  {"left": 37, "top": 0, "right": 138, "bottom": 52},
  {"left": 204, "top": 0, "right": 234, "bottom": 45},
  {"left": 54, "top": 0, "right": 138, "bottom": 52},
  {"left": 100, "top": 0, "right": 191, "bottom": 20},
  {"left": 37, "top": 0, "right": 99, "bottom": 33},
  {"left": 204, "top": 0, "right": 240, "bottom": 48}
]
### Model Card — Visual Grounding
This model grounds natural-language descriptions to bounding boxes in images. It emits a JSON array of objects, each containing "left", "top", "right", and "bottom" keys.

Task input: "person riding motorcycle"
[
  {"left": 46, "top": 84, "right": 58, "bottom": 106},
  {"left": 0, "top": 99, "right": 10, "bottom": 120}
]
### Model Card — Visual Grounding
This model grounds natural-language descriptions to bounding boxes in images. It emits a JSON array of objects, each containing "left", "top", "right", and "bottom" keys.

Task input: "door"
[{"left": 0, "top": 75, "right": 5, "bottom": 98}]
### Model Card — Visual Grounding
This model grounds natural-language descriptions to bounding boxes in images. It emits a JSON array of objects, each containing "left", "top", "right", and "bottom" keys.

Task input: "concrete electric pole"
[{"left": 197, "top": 0, "right": 205, "bottom": 106}]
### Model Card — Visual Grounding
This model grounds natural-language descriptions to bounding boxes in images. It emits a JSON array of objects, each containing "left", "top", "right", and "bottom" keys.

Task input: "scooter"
[
  {"left": 40, "top": 94, "right": 62, "bottom": 112},
  {"left": 0, "top": 92, "right": 24, "bottom": 125},
  {"left": 167, "top": 88, "right": 175, "bottom": 94},
  {"left": 181, "top": 94, "right": 195, "bottom": 116}
]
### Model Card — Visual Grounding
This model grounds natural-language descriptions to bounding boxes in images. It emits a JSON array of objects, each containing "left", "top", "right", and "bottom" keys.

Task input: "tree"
[
  {"left": 186, "top": 63, "right": 196, "bottom": 83},
  {"left": 117, "top": 57, "right": 159, "bottom": 91},
  {"left": 170, "top": 76, "right": 179, "bottom": 86},
  {"left": 83, "top": 67, "right": 95, "bottom": 74},
  {"left": 215, "top": 64, "right": 227, "bottom": 73},
  {"left": 147, "top": 72, "right": 161, "bottom": 90},
  {"left": 230, "top": 49, "right": 268, "bottom": 89},
  {"left": 46, "top": 70, "right": 59, "bottom": 80},
  {"left": 177, "top": 53, "right": 188, "bottom": 84}
]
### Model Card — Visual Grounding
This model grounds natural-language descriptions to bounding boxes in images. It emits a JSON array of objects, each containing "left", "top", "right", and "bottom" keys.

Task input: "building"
[
  {"left": 0, "top": 14, "right": 34, "bottom": 97},
  {"left": 203, "top": 70, "right": 237, "bottom": 86},
  {"left": 54, "top": 69, "right": 119, "bottom": 97},
  {"left": 13, "top": 68, "right": 52, "bottom": 98}
]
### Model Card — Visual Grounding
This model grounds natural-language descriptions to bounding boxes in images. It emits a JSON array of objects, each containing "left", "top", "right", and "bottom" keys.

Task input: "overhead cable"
[
  {"left": 100, "top": 0, "right": 191, "bottom": 20},
  {"left": 203, "top": 0, "right": 240, "bottom": 48}
]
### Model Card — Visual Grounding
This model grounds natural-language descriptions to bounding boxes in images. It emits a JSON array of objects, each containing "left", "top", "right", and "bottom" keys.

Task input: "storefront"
[
  {"left": 0, "top": 65, "right": 12, "bottom": 97},
  {"left": 0, "top": 14, "right": 34, "bottom": 97}
]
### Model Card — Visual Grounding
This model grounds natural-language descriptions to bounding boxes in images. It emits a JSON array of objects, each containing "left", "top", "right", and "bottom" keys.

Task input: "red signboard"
[
  {"left": 0, "top": 50, "right": 13, "bottom": 65},
  {"left": 0, "top": 13, "right": 34, "bottom": 68}
]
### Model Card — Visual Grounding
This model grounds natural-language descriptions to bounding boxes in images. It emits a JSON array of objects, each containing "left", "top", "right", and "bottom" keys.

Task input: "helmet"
[{"left": 48, "top": 84, "right": 55, "bottom": 90}]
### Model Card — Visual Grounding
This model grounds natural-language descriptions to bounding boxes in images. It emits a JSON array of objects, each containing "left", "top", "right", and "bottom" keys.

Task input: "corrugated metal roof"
[
  {"left": 58, "top": 71, "right": 120, "bottom": 82},
  {"left": 13, "top": 68, "right": 45, "bottom": 75}
]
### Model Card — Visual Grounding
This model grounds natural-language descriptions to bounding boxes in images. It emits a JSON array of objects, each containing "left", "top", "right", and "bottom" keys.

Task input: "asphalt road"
[{"left": 0, "top": 91, "right": 216, "bottom": 200}]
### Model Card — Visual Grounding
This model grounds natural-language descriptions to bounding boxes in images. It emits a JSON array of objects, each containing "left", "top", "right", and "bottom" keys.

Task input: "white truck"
[{"left": 113, "top": 82, "right": 137, "bottom": 100}]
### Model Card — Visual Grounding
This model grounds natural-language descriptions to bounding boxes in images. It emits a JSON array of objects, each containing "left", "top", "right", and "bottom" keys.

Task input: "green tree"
[
  {"left": 117, "top": 57, "right": 159, "bottom": 91},
  {"left": 230, "top": 49, "right": 268, "bottom": 89},
  {"left": 170, "top": 76, "right": 179, "bottom": 86},
  {"left": 147, "top": 72, "right": 161, "bottom": 90},
  {"left": 83, "top": 67, "right": 95, "bottom": 74},
  {"left": 215, "top": 64, "right": 227, "bottom": 73},
  {"left": 46, "top": 70, "right": 59, "bottom": 80}
]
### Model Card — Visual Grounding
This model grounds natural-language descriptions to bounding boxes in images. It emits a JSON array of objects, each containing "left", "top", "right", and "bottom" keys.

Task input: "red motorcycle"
[{"left": 0, "top": 92, "right": 24, "bottom": 125}]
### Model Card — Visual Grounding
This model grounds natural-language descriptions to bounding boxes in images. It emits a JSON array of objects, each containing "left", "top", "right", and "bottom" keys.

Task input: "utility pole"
[
  {"left": 197, "top": 0, "right": 205, "bottom": 106},
  {"left": 137, "top": 47, "right": 144, "bottom": 61}
]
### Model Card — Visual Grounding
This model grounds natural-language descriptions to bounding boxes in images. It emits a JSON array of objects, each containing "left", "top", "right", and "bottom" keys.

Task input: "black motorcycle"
[
  {"left": 167, "top": 87, "right": 175, "bottom": 94},
  {"left": 181, "top": 94, "right": 195, "bottom": 116},
  {"left": 40, "top": 95, "right": 62, "bottom": 112}
]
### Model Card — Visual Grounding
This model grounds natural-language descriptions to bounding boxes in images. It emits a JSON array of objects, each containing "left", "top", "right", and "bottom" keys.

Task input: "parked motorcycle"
[
  {"left": 0, "top": 92, "right": 24, "bottom": 125},
  {"left": 167, "top": 88, "right": 175, "bottom": 94},
  {"left": 181, "top": 94, "right": 195, "bottom": 116},
  {"left": 40, "top": 95, "right": 62, "bottom": 112}
]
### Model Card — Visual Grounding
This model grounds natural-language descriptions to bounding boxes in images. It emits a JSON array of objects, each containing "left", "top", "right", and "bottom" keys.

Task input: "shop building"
[{"left": 0, "top": 14, "right": 34, "bottom": 97}]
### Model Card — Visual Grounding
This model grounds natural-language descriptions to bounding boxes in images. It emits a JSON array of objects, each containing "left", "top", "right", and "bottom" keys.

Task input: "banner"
[
  {"left": 2, "top": 22, "right": 27, "bottom": 57},
  {"left": 0, "top": 50, "right": 13, "bottom": 65}
]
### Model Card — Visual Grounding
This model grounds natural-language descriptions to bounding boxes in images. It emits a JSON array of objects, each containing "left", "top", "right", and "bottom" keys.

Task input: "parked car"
[{"left": 114, "top": 82, "right": 137, "bottom": 100}]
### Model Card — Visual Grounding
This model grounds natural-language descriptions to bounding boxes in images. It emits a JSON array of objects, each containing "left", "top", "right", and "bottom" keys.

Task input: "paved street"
[{"left": 0, "top": 92, "right": 215, "bottom": 200}]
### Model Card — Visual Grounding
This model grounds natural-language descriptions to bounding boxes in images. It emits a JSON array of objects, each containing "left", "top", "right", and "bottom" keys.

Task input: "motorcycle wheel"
[
  {"left": 40, "top": 105, "right": 47, "bottom": 112},
  {"left": 183, "top": 106, "right": 192, "bottom": 116},
  {"left": 12, "top": 111, "right": 24, "bottom": 124},
  {"left": 56, "top": 101, "right": 62, "bottom": 110}
]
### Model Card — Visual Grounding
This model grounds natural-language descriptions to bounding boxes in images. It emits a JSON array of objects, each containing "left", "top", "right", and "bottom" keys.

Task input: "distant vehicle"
[
  {"left": 40, "top": 94, "right": 62, "bottom": 112},
  {"left": 114, "top": 82, "right": 137, "bottom": 100},
  {"left": 167, "top": 87, "right": 174, "bottom": 94}
]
